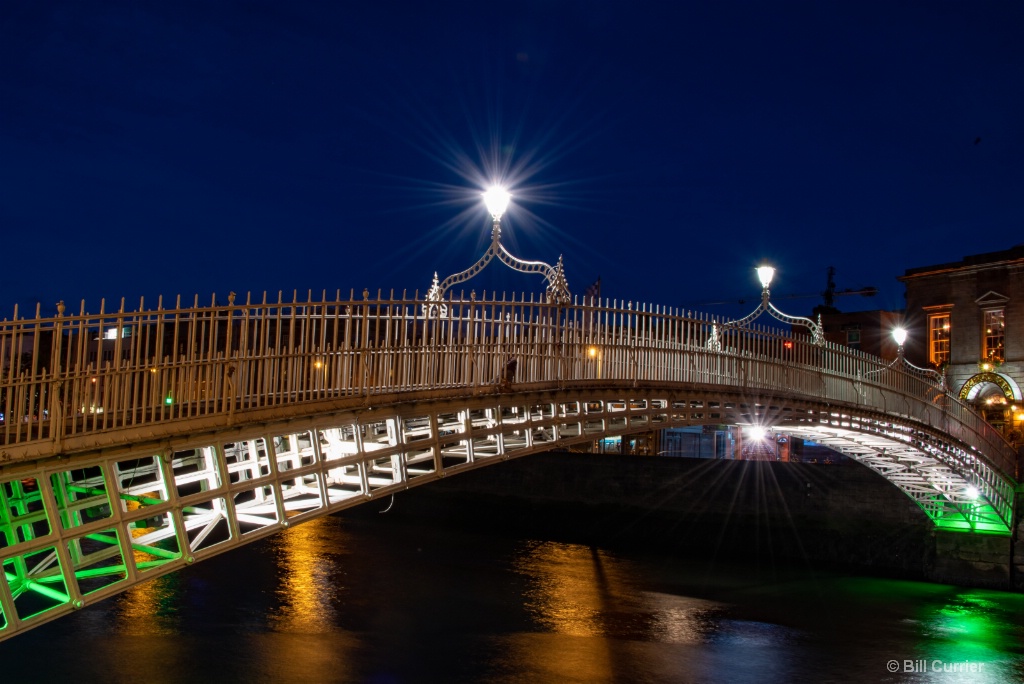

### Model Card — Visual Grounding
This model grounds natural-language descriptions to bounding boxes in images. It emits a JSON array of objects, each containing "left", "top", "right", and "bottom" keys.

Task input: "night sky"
[{"left": 2, "top": 2, "right": 1022, "bottom": 319}]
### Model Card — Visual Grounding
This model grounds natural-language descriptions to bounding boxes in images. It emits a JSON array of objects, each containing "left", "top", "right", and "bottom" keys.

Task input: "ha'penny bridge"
[{"left": 0, "top": 188, "right": 1020, "bottom": 640}]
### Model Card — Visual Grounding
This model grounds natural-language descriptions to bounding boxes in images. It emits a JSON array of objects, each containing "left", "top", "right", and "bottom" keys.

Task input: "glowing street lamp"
[
  {"left": 892, "top": 327, "right": 908, "bottom": 353},
  {"left": 586, "top": 345, "right": 602, "bottom": 379},
  {"left": 866, "top": 325, "right": 944, "bottom": 389},
  {"left": 424, "top": 184, "right": 571, "bottom": 309},
  {"left": 746, "top": 425, "right": 768, "bottom": 440},
  {"left": 482, "top": 186, "right": 511, "bottom": 221},
  {"left": 756, "top": 265, "right": 775, "bottom": 291},
  {"left": 707, "top": 264, "right": 823, "bottom": 351}
]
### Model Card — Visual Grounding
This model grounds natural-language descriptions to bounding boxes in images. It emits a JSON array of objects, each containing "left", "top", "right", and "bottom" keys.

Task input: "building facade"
[
  {"left": 816, "top": 308, "right": 904, "bottom": 360},
  {"left": 898, "top": 244, "right": 1024, "bottom": 444}
]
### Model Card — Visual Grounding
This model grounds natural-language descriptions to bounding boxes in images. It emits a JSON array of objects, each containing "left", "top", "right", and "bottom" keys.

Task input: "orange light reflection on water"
[
  {"left": 268, "top": 516, "right": 345, "bottom": 633},
  {"left": 113, "top": 572, "right": 183, "bottom": 636},
  {"left": 515, "top": 540, "right": 612, "bottom": 638},
  {"left": 514, "top": 540, "right": 718, "bottom": 642},
  {"left": 508, "top": 540, "right": 722, "bottom": 682}
]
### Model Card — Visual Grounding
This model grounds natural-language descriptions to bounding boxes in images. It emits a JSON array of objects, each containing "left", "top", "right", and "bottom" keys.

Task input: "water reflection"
[
  {"left": 913, "top": 589, "right": 1024, "bottom": 683},
  {"left": 513, "top": 540, "right": 722, "bottom": 643},
  {"left": 647, "top": 591, "right": 722, "bottom": 644},
  {"left": 112, "top": 571, "right": 183, "bottom": 636},
  {"left": 267, "top": 516, "right": 347, "bottom": 633},
  {"left": 2, "top": 513, "right": 1023, "bottom": 684},
  {"left": 514, "top": 540, "right": 610, "bottom": 637},
  {"left": 509, "top": 541, "right": 615, "bottom": 681},
  {"left": 509, "top": 540, "right": 747, "bottom": 683}
]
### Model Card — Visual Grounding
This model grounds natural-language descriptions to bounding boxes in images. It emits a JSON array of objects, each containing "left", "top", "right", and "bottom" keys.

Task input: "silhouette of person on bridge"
[{"left": 499, "top": 356, "right": 517, "bottom": 391}]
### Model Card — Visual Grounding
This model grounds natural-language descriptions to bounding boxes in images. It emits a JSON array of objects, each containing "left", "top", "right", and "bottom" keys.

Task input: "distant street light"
[
  {"left": 707, "top": 264, "right": 824, "bottom": 351},
  {"left": 866, "top": 325, "right": 944, "bottom": 389},
  {"left": 892, "top": 327, "right": 908, "bottom": 350}
]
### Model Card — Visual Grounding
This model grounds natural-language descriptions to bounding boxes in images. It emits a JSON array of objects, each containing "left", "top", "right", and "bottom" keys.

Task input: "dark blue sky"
[{"left": 2, "top": 1, "right": 1021, "bottom": 318}]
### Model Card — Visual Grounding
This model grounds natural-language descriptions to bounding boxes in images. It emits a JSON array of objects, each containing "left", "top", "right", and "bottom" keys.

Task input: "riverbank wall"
[{"left": 377, "top": 452, "right": 1023, "bottom": 591}]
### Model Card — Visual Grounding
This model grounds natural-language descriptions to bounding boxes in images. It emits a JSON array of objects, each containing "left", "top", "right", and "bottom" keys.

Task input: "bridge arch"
[
  {"left": 0, "top": 293, "right": 1019, "bottom": 641},
  {"left": 0, "top": 382, "right": 1016, "bottom": 642}
]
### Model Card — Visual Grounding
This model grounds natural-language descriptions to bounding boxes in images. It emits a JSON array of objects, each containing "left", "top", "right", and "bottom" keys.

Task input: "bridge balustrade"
[
  {"left": 0, "top": 291, "right": 1019, "bottom": 641},
  {"left": 0, "top": 292, "right": 1016, "bottom": 478}
]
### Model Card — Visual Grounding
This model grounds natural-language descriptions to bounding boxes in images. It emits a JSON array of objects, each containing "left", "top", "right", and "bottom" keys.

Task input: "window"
[
  {"left": 928, "top": 313, "right": 950, "bottom": 365},
  {"left": 983, "top": 309, "right": 1005, "bottom": 362},
  {"left": 845, "top": 329, "right": 861, "bottom": 349}
]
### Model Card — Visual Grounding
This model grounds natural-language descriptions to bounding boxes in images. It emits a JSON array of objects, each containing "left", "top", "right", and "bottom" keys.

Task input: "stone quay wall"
[{"left": 393, "top": 452, "right": 1023, "bottom": 590}]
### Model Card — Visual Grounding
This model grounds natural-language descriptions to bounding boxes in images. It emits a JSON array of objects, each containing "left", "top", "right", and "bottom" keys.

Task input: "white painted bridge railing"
[{"left": 0, "top": 291, "right": 1017, "bottom": 478}]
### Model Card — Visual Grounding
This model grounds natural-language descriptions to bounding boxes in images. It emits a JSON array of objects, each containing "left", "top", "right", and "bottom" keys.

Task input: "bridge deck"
[{"left": 0, "top": 293, "right": 1018, "bottom": 641}]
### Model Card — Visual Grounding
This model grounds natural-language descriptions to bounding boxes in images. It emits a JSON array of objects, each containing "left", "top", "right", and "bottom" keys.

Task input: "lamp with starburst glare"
[
  {"left": 884, "top": 326, "right": 945, "bottom": 389},
  {"left": 482, "top": 186, "right": 511, "bottom": 220},
  {"left": 424, "top": 185, "right": 571, "bottom": 312}
]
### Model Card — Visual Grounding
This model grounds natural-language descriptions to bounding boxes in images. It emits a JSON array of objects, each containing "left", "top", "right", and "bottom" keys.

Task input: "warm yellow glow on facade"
[{"left": 928, "top": 312, "right": 951, "bottom": 365}]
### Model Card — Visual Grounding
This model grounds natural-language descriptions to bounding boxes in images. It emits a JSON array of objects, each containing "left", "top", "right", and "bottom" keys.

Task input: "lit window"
[
  {"left": 928, "top": 313, "right": 950, "bottom": 365},
  {"left": 983, "top": 309, "right": 1004, "bottom": 363},
  {"left": 102, "top": 327, "right": 131, "bottom": 340}
]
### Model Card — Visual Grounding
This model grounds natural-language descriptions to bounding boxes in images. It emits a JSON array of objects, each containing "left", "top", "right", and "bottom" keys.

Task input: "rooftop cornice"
[{"left": 898, "top": 254, "right": 1024, "bottom": 281}]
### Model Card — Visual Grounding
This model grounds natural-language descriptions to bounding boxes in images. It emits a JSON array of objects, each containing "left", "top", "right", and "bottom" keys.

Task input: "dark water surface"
[{"left": 3, "top": 510, "right": 1023, "bottom": 683}]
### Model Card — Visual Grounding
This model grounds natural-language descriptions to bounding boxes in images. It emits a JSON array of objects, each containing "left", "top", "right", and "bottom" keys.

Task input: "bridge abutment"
[
  {"left": 928, "top": 532, "right": 1012, "bottom": 588},
  {"left": 1015, "top": 488, "right": 1024, "bottom": 591}
]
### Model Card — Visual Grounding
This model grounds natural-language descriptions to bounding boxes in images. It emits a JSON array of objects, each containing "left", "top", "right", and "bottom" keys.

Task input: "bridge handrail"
[{"left": 0, "top": 292, "right": 1016, "bottom": 478}]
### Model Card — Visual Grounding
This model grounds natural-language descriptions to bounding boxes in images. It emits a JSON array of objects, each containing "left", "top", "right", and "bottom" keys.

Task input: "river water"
[{"left": 3, "top": 507, "right": 1023, "bottom": 683}]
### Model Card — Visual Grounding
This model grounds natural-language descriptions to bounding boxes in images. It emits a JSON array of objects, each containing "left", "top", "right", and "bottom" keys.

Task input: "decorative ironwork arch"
[
  {"left": 425, "top": 218, "right": 571, "bottom": 310},
  {"left": 707, "top": 268, "right": 824, "bottom": 351},
  {"left": 959, "top": 372, "right": 1023, "bottom": 403}
]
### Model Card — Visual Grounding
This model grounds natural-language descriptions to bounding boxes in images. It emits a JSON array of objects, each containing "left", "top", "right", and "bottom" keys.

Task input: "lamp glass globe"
[{"left": 483, "top": 186, "right": 511, "bottom": 219}]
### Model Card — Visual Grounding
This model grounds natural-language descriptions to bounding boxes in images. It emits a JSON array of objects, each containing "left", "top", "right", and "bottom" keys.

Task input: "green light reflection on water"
[
  {"left": 911, "top": 590, "right": 1024, "bottom": 682},
  {"left": 781, "top": 576, "right": 1024, "bottom": 682}
]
